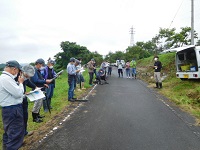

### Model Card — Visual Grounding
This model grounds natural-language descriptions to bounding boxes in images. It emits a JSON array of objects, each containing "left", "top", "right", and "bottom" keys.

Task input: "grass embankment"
[
  {"left": 0, "top": 70, "right": 91, "bottom": 147},
  {"left": 137, "top": 53, "right": 200, "bottom": 125}
]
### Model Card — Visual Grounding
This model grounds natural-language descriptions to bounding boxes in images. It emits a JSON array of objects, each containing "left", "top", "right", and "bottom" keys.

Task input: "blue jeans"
[
  {"left": 68, "top": 75, "right": 75, "bottom": 99},
  {"left": 2, "top": 104, "right": 24, "bottom": 150},
  {"left": 126, "top": 69, "right": 130, "bottom": 77},
  {"left": 131, "top": 68, "right": 136, "bottom": 76}
]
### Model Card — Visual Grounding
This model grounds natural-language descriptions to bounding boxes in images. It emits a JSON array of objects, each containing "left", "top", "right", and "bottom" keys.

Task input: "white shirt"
[
  {"left": 0, "top": 71, "right": 24, "bottom": 107},
  {"left": 118, "top": 64, "right": 123, "bottom": 69}
]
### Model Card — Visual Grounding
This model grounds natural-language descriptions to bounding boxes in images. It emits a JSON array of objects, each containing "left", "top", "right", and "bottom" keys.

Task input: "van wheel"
[{"left": 180, "top": 78, "right": 188, "bottom": 81}]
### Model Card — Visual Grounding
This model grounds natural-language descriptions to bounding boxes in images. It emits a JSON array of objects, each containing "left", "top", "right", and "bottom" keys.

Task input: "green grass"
[
  {"left": 0, "top": 69, "right": 92, "bottom": 147},
  {"left": 137, "top": 52, "right": 200, "bottom": 124}
]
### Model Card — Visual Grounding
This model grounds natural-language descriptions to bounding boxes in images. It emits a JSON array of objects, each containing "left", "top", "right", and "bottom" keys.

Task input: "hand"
[
  {"left": 18, "top": 76, "right": 24, "bottom": 84},
  {"left": 76, "top": 70, "right": 80, "bottom": 73},
  {"left": 44, "top": 84, "right": 49, "bottom": 88},
  {"left": 46, "top": 79, "right": 52, "bottom": 84}
]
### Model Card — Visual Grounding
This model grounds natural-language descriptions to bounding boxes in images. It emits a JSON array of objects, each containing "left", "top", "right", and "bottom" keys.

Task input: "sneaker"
[
  {"left": 82, "top": 87, "right": 86, "bottom": 90},
  {"left": 72, "top": 97, "right": 77, "bottom": 100}
]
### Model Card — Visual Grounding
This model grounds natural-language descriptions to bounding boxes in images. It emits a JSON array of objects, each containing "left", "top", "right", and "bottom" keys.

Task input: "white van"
[{"left": 175, "top": 45, "right": 200, "bottom": 80}]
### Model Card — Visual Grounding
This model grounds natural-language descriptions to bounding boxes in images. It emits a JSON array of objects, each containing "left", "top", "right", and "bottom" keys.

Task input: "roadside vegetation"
[
  {"left": 137, "top": 52, "right": 200, "bottom": 125},
  {"left": 0, "top": 70, "right": 91, "bottom": 148}
]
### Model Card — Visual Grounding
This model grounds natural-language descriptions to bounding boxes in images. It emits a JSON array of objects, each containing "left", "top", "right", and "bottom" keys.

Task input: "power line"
[{"left": 168, "top": 0, "right": 185, "bottom": 28}]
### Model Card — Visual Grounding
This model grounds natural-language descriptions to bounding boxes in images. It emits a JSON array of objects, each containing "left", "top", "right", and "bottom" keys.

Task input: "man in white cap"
[
  {"left": 0, "top": 60, "right": 25, "bottom": 150},
  {"left": 15, "top": 65, "right": 37, "bottom": 136},
  {"left": 43, "top": 59, "right": 57, "bottom": 111}
]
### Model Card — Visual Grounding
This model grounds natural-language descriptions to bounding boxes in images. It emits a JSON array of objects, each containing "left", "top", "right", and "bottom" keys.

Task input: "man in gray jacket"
[{"left": 0, "top": 60, "right": 24, "bottom": 150}]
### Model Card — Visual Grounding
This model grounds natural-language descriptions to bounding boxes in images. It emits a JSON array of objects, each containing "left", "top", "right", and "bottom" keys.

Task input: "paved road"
[{"left": 35, "top": 68, "right": 200, "bottom": 150}]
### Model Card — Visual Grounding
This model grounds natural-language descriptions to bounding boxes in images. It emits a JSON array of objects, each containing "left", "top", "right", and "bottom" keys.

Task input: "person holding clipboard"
[{"left": 43, "top": 59, "right": 57, "bottom": 111}]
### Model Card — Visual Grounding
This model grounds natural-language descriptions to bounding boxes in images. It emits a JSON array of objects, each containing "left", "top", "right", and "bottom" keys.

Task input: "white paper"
[
  {"left": 80, "top": 69, "right": 85, "bottom": 73},
  {"left": 26, "top": 89, "right": 45, "bottom": 102}
]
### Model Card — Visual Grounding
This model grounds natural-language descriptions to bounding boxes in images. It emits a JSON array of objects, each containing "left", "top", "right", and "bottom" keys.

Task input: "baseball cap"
[
  {"left": 48, "top": 60, "right": 56, "bottom": 65},
  {"left": 75, "top": 59, "right": 80, "bottom": 65},
  {"left": 70, "top": 57, "right": 75, "bottom": 62},
  {"left": 36, "top": 58, "right": 45, "bottom": 65},
  {"left": 6, "top": 60, "right": 22, "bottom": 70}
]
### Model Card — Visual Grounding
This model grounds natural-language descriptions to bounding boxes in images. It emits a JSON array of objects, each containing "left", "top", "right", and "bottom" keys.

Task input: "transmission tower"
[{"left": 130, "top": 26, "right": 135, "bottom": 47}]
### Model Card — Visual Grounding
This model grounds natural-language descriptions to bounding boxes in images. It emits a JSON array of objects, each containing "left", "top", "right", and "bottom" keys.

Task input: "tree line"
[{"left": 54, "top": 26, "right": 200, "bottom": 70}]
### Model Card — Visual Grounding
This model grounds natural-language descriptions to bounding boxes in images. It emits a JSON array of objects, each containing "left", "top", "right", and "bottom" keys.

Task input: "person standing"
[
  {"left": 87, "top": 59, "right": 95, "bottom": 86},
  {"left": 76, "top": 58, "right": 86, "bottom": 90},
  {"left": 30, "top": 58, "right": 52, "bottom": 123},
  {"left": 107, "top": 63, "right": 112, "bottom": 76},
  {"left": 153, "top": 56, "right": 162, "bottom": 88},
  {"left": 117, "top": 61, "right": 123, "bottom": 78},
  {"left": 15, "top": 65, "right": 36, "bottom": 136},
  {"left": 43, "top": 59, "right": 57, "bottom": 112},
  {"left": 93, "top": 60, "right": 97, "bottom": 77},
  {"left": 0, "top": 60, "right": 25, "bottom": 150},
  {"left": 67, "top": 58, "right": 80, "bottom": 102},
  {"left": 130, "top": 58, "right": 137, "bottom": 79},
  {"left": 125, "top": 61, "right": 131, "bottom": 78}
]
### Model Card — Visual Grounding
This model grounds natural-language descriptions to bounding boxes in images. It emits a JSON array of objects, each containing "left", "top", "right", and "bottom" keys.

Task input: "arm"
[
  {"left": 26, "top": 79, "right": 37, "bottom": 89},
  {"left": 31, "top": 71, "right": 46, "bottom": 84},
  {"left": 3, "top": 78, "right": 24, "bottom": 99}
]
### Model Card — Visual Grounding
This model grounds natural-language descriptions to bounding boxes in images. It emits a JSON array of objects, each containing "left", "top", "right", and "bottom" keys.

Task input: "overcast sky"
[{"left": 0, "top": 0, "right": 200, "bottom": 63}]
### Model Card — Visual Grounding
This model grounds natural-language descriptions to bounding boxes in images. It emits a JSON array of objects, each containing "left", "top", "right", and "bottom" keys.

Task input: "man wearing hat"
[
  {"left": 67, "top": 58, "right": 80, "bottom": 102},
  {"left": 43, "top": 59, "right": 57, "bottom": 111},
  {"left": 0, "top": 60, "right": 25, "bottom": 150},
  {"left": 30, "top": 58, "right": 52, "bottom": 122},
  {"left": 130, "top": 58, "right": 137, "bottom": 79},
  {"left": 153, "top": 56, "right": 162, "bottom": 88},
  {"left": 87, "top": 58, "right": 95, "bottom": 86}
]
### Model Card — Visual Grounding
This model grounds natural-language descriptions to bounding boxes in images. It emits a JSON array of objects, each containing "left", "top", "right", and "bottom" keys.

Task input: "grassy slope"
[{"left": 137, "top": 53, "right": 200, "bottom": 124}]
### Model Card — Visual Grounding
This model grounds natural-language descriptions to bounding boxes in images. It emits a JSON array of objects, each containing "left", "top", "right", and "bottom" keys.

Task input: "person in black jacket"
[
  {"left": 15, "top": 65, "right": 36, "bottom": 136},
  {"left": 153, "top": 56, "right": 162, "bottom": 88}
]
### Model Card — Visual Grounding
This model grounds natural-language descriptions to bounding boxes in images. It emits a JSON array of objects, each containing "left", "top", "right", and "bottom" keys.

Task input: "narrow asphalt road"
[{"left": 35, "top": 68, "right": 200, "bottom": 150}]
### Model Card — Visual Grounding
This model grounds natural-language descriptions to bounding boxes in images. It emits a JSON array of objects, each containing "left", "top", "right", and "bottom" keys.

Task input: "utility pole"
[
  {"left": 130, "top": 26, "right": 135, "bottom": 47},
  {"left": 191, "top": 0, "right": 194, "bottom": 45}
]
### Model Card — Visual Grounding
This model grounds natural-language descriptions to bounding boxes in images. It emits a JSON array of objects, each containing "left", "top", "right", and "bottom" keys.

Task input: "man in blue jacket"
[{"left": 30, "top": 58, "right": 52, "bottom": 123}]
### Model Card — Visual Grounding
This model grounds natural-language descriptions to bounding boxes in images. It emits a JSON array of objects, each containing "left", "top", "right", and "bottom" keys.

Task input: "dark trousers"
[
  {"left": 108, "top": 69, "right": 112, "bottom": 75},
  {"left": 118, "top": 69, "right": 123, "bottom": 77},
  {"left": 23, "top": 98, "right": 28, "bottom": 135},
  {"left": 68, "top": 75, "right": 75, "bottom": 99},
  {"left": 2, "top": 104, "right": 24, "bottom": 150},
  {"left": 89, "top": 72, "right": 94, "bottom": 85},
  {"left": 43, "top": 84, "right": 55, "bottom": 110}
]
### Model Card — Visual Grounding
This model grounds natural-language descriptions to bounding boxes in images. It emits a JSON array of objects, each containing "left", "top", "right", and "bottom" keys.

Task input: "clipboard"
[{"left": 52, "top": 70, "right": 64, "bottom": 80}]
